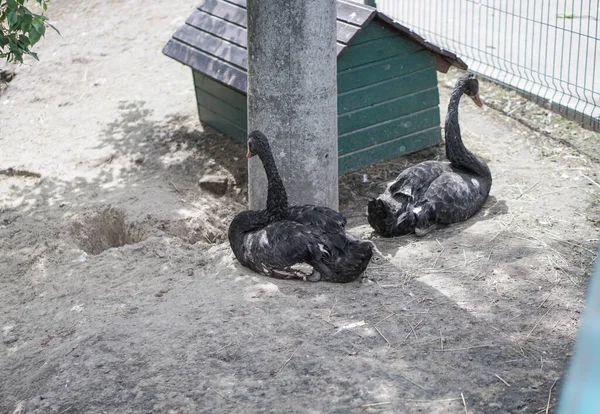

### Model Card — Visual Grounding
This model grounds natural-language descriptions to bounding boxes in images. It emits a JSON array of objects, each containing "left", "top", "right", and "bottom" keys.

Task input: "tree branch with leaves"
[{"left": 0, "top": 0, "right": 57, "bottom": 63}]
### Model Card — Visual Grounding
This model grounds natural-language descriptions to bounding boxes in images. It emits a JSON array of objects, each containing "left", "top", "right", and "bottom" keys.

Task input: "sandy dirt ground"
[{"left": 1, "top": 1, "right": 600, "bottom": 413}]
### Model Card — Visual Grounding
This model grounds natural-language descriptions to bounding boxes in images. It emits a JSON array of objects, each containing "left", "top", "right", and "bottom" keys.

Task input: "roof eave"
[{"left": 374, "top": 11, "right": 468, "bottom": 72}]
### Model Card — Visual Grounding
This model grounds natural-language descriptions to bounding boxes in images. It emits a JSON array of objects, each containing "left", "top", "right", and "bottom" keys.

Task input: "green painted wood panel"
[
  {"left": 338, "top": 49, "right": 436, "bottom": 93},
  {"left": 337, "top": 33, "right": 422, "bottom": 71},
  {"left": 195, "top": 87, "right": 247, "bottom": 127},
  {"left": 193, "top": 69, "right": 248, "bottom": 143},
  {"left": 351, "top": 21, "right": 396, "bottom": 45},
  {"left": 193, "top": 70, "right": 247, "bottom": 110},
  {"left": 338, "top": 88, "right": 438, "bottom": 135},
  {"left": 338, "top": 127, "right": 441, "bottom": 173},
  {"left": 188, "top": 19, "right": 443, "bottom": 174},
  {"left": 338, "top": 68, "right": 437, "bottom": 113},
  {"left": 339, "top": 106, "right": 440, "bottom": 155},
  {"left": 196, "top": 100, "right": 247, "bottom": 144}
]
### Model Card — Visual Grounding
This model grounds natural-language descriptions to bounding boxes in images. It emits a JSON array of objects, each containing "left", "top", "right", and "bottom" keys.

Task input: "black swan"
[
  {"left": 228, "top": 131, "right": 373, "bottom": 282},
  {"left": 367, "top": 73, "right": 492, "bottom": 237}
]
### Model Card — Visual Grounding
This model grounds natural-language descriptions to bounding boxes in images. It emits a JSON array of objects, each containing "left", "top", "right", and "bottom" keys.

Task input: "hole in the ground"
[{"left": 71, "top": 207, "right": 146, "bottom": 255}]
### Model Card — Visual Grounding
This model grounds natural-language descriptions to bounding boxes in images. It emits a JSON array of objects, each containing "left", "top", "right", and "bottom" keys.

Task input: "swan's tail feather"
[
  {"left": 367, "top": 198, "right": 394, "bottom": 236},
  {"left": 367, "top": 198, "right": 416, "bottom": 237},
  {"left": 319, "top": 238, "right": 373, "bottom": 283}
]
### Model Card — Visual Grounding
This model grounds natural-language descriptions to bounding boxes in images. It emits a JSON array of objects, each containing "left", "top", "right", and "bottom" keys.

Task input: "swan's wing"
[
  {"left": 420, "top": 172, "right": 485, "bottom": 220},
  {"left": 388, "top": 161, "right": 451, "bottom": 200},
  {"left": 242, "top": 220, "right": 322, "bottom": 271},
  {"left": 287, "top": 205, "right": 347, "bottom": 233},
  {"left": 285, "top": 207, "right": 352, "bottom": 255},
  {"left": 241, "top": 217, "right": 370, "bottom": 282}
]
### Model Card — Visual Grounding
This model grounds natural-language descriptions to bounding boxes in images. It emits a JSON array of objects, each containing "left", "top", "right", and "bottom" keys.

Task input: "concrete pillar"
[{"left": 247, "top": 0, "right": 338, "bottom": 210}]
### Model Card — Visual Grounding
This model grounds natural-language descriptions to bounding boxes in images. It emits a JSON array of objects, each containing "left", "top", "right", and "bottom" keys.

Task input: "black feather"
[
  {"left": 367, "top": 74, "right": 492, "bottom": 237},
  {"left": 229, "top": 131, "right": 373, "bottom": 282}
]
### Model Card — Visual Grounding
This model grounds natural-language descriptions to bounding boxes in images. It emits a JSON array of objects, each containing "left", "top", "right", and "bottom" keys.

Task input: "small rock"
[
  {"left": 155, "top": 288, "right": 170, "bottom": 298},
  {"left": 187, "top": 268, "right": 194, "bottom": 277},
  {"left": 0, "top": 70, "right": 15, "bottom": 83},
  {"left": 199, "top": 175, "right": 228, "bottom": 196},
  {"left": 3, "top": 336, "right": 17, "bottom": 345}
]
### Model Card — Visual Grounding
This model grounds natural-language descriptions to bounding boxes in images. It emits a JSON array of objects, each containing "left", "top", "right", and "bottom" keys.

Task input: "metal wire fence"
[{"left": 374, "top": 0, "right": 600, "bottom": 131}]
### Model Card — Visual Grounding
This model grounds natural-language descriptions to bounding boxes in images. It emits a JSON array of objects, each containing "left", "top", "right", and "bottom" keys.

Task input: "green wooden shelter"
[{"left": 163, "top": 0, "right": 467, "bottom": 173}]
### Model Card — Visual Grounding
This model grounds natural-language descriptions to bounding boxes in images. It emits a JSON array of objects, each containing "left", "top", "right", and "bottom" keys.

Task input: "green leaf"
[
  {"left": 7, "top": 11, "right": 18, "bottom": 29},
  {"left": 557, "top": 12, "right": 576, "bottom": 19},
  {"left": 29, "top": 26, "right": 41, "bottom": 44},
  {"left": 47, "top": 22, "right": 61, "bottom": 37},
  {"left": 7, "top": 35, "right": 18, "bottom": 50},
  {"left": 31, "top": 17, "right": 44, "bottom": 31},
  {"left": 31, "top": 17, "right": 45, "bottom": 32},
  {"left": 1, "top": 0, "right": 52, "bottom": 63},
  {"left": 11, "top": 48, "right": 23, "bottom": 63},
  {"left": 20, "top": 14, "right": 32, "bottom": 32},
  {"left": 17, "top": 34, "right": 30, "bottom": 48}
]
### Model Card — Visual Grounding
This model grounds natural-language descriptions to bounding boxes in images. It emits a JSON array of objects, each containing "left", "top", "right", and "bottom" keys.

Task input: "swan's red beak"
[
  {"left": 471, "top": 93, "right": 484, "bottom": 107},
  {"left": 246, "top": 148, "right": 254, "bottom": 159}
]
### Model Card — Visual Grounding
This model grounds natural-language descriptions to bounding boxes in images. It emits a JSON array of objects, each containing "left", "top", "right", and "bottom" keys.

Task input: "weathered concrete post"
[{"left": 246, "top": 0, "right": 338, "bottom": 210}]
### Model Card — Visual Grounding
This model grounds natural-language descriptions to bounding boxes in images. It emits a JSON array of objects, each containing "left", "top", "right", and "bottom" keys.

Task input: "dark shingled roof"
[{"left": 163, "top": 0, "right": 467, "bottom": 93}]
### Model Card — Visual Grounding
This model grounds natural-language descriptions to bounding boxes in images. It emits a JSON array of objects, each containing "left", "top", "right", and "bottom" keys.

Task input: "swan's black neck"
[
  {"left": 258, "top": 145, "right": 289, "bottom": 220},
  {"left": 445, "top": 86, "right": 491, "bottom": 178}
]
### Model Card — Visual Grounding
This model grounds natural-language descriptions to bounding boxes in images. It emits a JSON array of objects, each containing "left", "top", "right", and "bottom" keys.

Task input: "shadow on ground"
[
  {"left": 1, "top": 102, "right": 598, "bottom": 413},
  {"left": 1, "top": 100, "right": 248, "bottom": 251}
]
